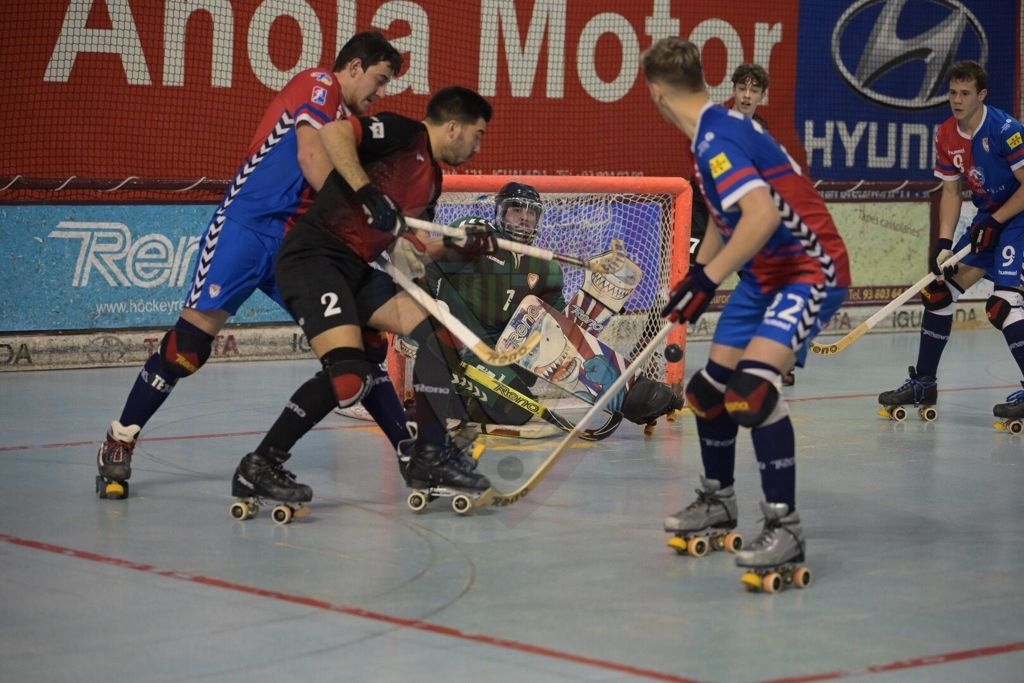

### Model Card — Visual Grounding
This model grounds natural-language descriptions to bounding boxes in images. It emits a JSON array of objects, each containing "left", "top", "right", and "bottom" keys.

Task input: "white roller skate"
[
  {"left": 735, "top": 502, "right": 812, "bottom": 593},
  {"left": 993, "top": 382, "right": 1024, "bottom": 435},
  {"left": 230, "top": 448, "right": 312, "bottom": 525},
  {"left": 878, "top": 366, "right": 937, "bottom": 422},
  {"left": 95, "top": 421, "right": 140, "bottom": 499},
  {"left": 665, "top": 477, "right": 742, "bottom": 557}
]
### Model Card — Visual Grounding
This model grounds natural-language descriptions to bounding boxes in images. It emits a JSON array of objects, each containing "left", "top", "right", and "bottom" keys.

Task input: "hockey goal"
[{"left": 387, "top": 175, "right": 691, "bottom": 404}]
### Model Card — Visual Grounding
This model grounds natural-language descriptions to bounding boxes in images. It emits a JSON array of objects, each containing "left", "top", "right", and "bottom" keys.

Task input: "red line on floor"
[{"left": 0, "top": 533, "right": 702, "bottom": 683}]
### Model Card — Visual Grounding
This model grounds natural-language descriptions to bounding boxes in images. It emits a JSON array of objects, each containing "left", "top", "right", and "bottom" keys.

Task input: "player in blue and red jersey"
[
  {"left": 878, "top": 61, "right": 1024, "bottom": 425},
  {"left": 95, "top": 33, "right": 407, "bottom": 499},
  {"left": 642, "top": 37, "right": 850, "bottom": 581},
  {"left": 231, "top": 87, "right": 499, "bottom": 506}
]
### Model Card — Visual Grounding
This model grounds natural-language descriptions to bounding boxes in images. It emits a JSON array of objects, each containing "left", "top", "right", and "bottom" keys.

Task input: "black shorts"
[{"left": 276, "top": 226, "right": 399, "bottom": 340}]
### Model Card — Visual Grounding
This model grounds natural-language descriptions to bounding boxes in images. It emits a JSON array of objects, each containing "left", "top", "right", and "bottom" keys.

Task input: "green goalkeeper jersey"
[{"left": 426, "top": 248, "right": 565, "bottom": 343}]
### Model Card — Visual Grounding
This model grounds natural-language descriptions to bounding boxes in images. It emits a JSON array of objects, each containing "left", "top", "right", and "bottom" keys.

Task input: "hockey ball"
[
  {"left": 496, "top": 456, "right": 524, "bottom": 480},
  {"left": 664, "top": 343, "right": 684, "bottom": 363}
]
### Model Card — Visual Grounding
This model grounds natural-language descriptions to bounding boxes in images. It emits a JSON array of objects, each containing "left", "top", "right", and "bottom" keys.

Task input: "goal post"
[{"left": 387, "top": 174, "right": 692, "bottom": 404}]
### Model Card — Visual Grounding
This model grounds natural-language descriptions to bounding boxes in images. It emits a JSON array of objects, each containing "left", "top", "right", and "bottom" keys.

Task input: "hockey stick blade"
[
  {"left": 474, "top": 321, "right": 675, "bottom": 508},
  {"left": 462, "top": 364, "right": 622, "bottom": 441},
  {"left": 405, "top": 216, "right": 619, "bottom": 274},
  {"left": 383, "top": 261, "right": 540, "bottom": 366},
  {"left": 810, "top": 244, "right": 970, "bottom": 357}
]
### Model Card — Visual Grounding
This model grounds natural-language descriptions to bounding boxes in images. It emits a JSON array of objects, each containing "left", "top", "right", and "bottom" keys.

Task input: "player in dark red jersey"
[
  {"left": 232, "top": 87, "right": 498, "bottom": 506},
  {"left": 878, "top": 61, "right": 1024, "bottom": 426},
  {"left": 643, "top": 38, "right": 850, "bottom": 582},
  {"left": 95, "top": 33, "right": 407, "bottom": 500}
]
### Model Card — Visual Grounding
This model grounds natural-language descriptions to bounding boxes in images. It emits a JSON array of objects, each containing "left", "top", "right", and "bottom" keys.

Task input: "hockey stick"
[
  {"left": 461, "top": 363, "right": 622, "bottom": 441},
  {"left": 474, "top": 321, "right": 675, "bottom": 508},
  {"left": 405, "top": 216, "right": 628, "bottom": 274},
  {"left": 810, "top": 244, "right": 971, "bottom": 357},
  {"left": 383, "top": 261, "right": 541, "bottom": 367}
]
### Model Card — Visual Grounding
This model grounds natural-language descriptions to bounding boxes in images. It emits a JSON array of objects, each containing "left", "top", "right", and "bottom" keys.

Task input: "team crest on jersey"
[
  {"left": 528, "top": 273, "right": 539, "bottom": 289},
  {"left": 1008, "top": 132, "right": 1023, "bottom": 150},
  {"left": 709, "top": 152, "right": 732, "bottom": 178},
  {"left": 982, "top": 138, "right": 990, "bottom": 153},
  {"left": 209, "top": 284, "right": 221, "bottom": 298},
  {"left": 312, "top": 72, "right": 333, "bottom": 86},
  {"left": 311, "top": 86, "right": 328, "bottom": 106}
]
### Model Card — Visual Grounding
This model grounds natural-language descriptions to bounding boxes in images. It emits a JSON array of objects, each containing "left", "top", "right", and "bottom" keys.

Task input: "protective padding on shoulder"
[
  {"left": 986, "top": 289, "right": 1024, "bottom": 330},
  {"left": 724, "top": 367, "right": 784, "bottom": 428},
  {"left": 321, "top": 348, "right": 374, "bottom": 409},
  {"left": 920, "top": 279, "right": 959, "bottom": 313},
  {"left": 684, "top": 370, "right": 726, "bottom": 421},
  {"left": 159, "top": 326, "right": 212, "bottom": 379},
  {"left": 622, "top": 375, "right": 684, "bottom": 424}
]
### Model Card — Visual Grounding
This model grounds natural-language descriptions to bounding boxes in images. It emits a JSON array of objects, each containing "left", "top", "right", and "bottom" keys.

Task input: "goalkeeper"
[{"left": 426, "top": 182, "right": 682, "bottom": 432}]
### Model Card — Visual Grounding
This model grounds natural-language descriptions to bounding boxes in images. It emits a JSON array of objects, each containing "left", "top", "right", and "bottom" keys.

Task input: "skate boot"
[
  {"left": 403, "top": 442, "right": 492, "bottom": 515},
  {"left": 95, "top": 420, "right": 141, "bottom": 499},
  {"left": 735, "top": 502, "right": 812, "bottom": 593},
  {"left": 447, "top": 421, "right": 484, "bottom": 471},
  {"left": 665, "top": 477, "right": 742, "bottom": 557},
  {"left": 229, "top": 448, "right": 312, "bottom": 524},
  {"left": 878, "top": 366, "right": 937, "bottom": 422},
  {"left": 993, "top": 382, "right": 1024, "bottom": 435}
]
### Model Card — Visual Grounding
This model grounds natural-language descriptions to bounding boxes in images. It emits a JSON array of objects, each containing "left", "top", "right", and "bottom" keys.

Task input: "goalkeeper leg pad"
[{"left": 622, "top": 375, "right": 683, "bottom": 424}]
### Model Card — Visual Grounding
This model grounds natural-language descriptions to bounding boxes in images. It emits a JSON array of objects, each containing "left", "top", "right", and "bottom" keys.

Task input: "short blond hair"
[{"left": 641, "top": 37, "right": 706, "bottom": 93}]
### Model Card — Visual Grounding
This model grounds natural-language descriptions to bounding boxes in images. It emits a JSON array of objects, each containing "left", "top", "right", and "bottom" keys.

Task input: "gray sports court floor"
[{"left": 1, "top": 327, "right": 1022, "bottom": 683}]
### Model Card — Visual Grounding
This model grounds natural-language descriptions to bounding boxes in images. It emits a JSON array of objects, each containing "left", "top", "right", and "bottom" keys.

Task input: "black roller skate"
[
  {"left": 95, "top": 421, "right": 140, "bottom": 499},
  {"left": 230, "top": 448, "right": 312, "bottom": 525},
  {"left": 736, "top": 502, "right": 812, "bottom": 594},
  {"left": 878, "top": 366, "right": 937, "bottom": 422},
  {"left": 994, "top": 382, "right": 1024, "bottom": 435},
  {"left": 401, "top": 439, "right": 491, "bottom": 515}
]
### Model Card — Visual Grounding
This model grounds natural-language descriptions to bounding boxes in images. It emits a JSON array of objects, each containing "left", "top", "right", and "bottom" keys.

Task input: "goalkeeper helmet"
[{"left": 495, "top": 182, "right": 543, "bottom": 244}]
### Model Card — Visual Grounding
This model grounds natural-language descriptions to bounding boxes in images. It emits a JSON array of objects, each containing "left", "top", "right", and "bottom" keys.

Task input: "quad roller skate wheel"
[
  {"left": 741, "top": 565, "right": 812, "bottom": 593},
  {"left": 451, "top": 494, "right": 472, "bottom": 515},
  {"left": 995, "top": 419, "right": 1024, "bottom": 435},
  {"left": 271, "top": 504, "right": 294, "bottom": 525},
  {"left": 643, "top": 421, "right": 657, "bottom": 436},
  {"left": 713, "top": 532, "right": 743, "bottom": 553},
  {"left": 96, "top": 476, "right": 128, "bottom": 499},
  {"left": 918, "top": 406, "right": 937, "bottom": 422},
  {"left": 230, "top": 500, "right": 257, "bottom": 520},
  {"left": 407, "top": 491, "right": 429, "bottom": 512}
]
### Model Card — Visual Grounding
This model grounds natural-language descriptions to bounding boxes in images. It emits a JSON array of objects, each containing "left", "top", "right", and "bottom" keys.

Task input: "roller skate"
[
  {"left": 229, "top": 448, "right": 312, "bottom": 525},
  {"left": 401, "top": 439, "right": 491, "bottom": 515},
  {"left": 994, "top": 382, "right": 1024, "bottom": 435},
  {"left": 95, "top": 421, "right": 140, "bottom": 499},
  {"left": 665, "top": 477, "right": 743, "bottom": 557},
  {"left": 878, "top": 366, "right": 937, "bottom": 422},
  {"left": 736, "top": 502, "right": 812, "bottom": 594}
]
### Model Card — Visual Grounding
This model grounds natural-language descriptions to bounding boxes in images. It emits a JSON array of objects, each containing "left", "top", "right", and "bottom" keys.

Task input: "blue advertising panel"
[
  {"left": 797, "top": 0, "right": 1019, "bottom": 183},
  {"left": 0, "top": 205, "right": 289, "bottom": 331}
]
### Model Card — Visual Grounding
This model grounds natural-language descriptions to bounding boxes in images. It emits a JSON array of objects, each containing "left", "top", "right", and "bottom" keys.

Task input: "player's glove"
[
  {"left": 660, "top": 264, "right": 717, "bottom": 324},
  {"left": 930, "top": 238, "right": 958, "bottom": 280},
  {"left": 356, "top": 185, "right": 405, "bottom": 234},
  {"left": 443, "top": 217, "right": 499, "bottom": 259},
  {"left": 388, "top": 231, "right": 428, "bottom": 280},
  {"left": 970, "top": 214, "right": 1004, "bottom": 254}
]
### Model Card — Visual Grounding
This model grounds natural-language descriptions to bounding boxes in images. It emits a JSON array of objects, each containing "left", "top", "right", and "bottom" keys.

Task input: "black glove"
[
  {"left": 970, "top": 215, "right": 1003, "bottom": 254},
  {"left": 660, "top": 263, "right": 718, "bottom": 324},
  {"left": 443, "top": 217, "right": 499, "bottom": 258},
  {"left": 930, "top": 238, "right": 957, "bottom": 279},
  {"left": 356, "top": 185, "right": 405, "bottom": 234}
]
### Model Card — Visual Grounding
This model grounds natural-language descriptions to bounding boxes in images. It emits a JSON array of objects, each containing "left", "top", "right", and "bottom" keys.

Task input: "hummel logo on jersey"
[
  {"left": 370, "top": 120, "right": 385, "bottom": 138},
  {"left": 416, "top": 153, "right": 425, "bottom": 162}
]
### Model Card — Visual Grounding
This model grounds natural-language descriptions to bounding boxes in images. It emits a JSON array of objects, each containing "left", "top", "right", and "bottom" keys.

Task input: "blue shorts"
[
  {"left": 183, "top": 215, "right": 287, "bottom": 315},
  {"left": 713, "top": 277, "right": 848, "bottom": 367},
  {"left": 955, "top": 213, "right": 1024, "bottom": 289}
]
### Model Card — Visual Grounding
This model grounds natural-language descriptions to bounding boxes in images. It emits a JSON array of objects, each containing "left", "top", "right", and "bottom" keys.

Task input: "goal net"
[{"left": 387, "top": 175, "right": 691, "bottom": 406}]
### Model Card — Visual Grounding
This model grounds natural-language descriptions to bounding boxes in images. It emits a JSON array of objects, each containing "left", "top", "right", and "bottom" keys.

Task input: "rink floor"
[{"left": 1, "top": 328, "right": 1023, "bottom": 683}]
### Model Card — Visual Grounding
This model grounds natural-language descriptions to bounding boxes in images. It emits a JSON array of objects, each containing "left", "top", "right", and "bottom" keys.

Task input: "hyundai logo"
[{"left": 831, "top": 0, "right": 988, "bottom": 109}]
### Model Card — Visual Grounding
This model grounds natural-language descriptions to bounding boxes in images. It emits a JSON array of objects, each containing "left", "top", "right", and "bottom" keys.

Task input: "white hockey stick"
[
  {"left": 810, "top": 244, "right": 971, "bottom": 356},
  {"left": 382, "top": 260, "right": 541, "bottom": 367},
  {"left": 405, "top": 216, "right": 628, "bottom": 274},
  {"left": 474, "top": 321, "right": 675, "bottom": 508}
]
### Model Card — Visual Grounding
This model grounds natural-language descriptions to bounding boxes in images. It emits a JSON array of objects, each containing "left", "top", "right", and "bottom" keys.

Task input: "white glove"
[{"left": 389, "top": 234, "right": 428, "bottom": 280}]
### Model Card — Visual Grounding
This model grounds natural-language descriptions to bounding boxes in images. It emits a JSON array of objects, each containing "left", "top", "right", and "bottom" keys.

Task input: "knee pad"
[
  {"left": 986, "top": 289, "right": 1024, "bottom": 330},
  {"left": 685, "top": 370, "right": 726, "bottom": 421},
  {"left": 920, "top": 279, "right": 960, "bottom": 313},
  {"left": 159, "top": 324, "right": 213, "bottom": 379},
  {"left": 622, "top": 375, "right": 684, "bottom": 424},
  {"left": 725, "top": 367, "right": 783, "bottom": 428},
  {"left": 321, "top": 348, "right": 374, "bottom": 408}
]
